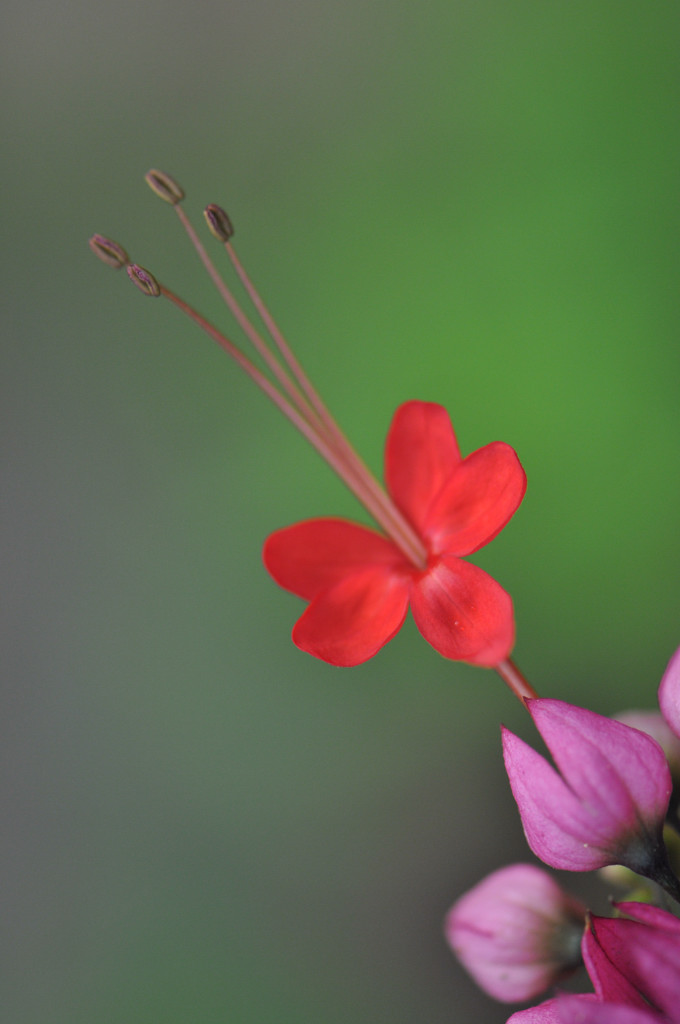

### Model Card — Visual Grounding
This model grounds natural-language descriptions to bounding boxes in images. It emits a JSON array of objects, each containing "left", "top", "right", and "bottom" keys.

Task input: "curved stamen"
[
  {"left": 158, "top": 283, "right": 426, "bottom": 565},
  {"left": 166, "top": 193, "right": 427, "bottom": 567},
  {"left": 222, "top": 234, "right": 428, "bottom": 565}
]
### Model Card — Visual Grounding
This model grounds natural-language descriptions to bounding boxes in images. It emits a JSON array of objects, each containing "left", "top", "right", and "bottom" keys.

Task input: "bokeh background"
[{"left": 3, "top": 2, "right": 679, "bottom": 1021}]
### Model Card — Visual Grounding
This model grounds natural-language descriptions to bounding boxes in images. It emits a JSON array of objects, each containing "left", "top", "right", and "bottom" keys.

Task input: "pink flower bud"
[
  {"left": 445, "top": 863, "right": 585, "bottom": 1003},
  {"left": 502, "top": 700, "right": 676, "bottom": 890}
]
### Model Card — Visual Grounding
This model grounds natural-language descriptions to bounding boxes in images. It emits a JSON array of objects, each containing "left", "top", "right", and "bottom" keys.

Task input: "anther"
[
  {"left": 127, "top": 264, "right": 161, "bottom": 297},
  {"left": 145, "top": 169, "right": 185, "bottom": 205},
  {"left": 89, "top": 234, "right": 129, "bottom": 269},
  {"left": 204, "top": 203, "right": 234, "bottom": 242}
]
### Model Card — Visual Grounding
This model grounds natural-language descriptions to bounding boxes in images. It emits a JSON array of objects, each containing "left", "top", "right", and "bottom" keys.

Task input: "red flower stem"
[
  {"left": 159, "top": 284, "right": 426, "bottom": 565},
  {"left": 224, "top": 239, "right": 428, "bottom": 568},
  {"left": 494, "top": 658, "right": 538, "bottom": 704}
]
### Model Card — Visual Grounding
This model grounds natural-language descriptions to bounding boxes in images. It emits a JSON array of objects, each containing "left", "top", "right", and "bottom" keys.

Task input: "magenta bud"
[
  {"left": 445, "top": 863, "right": 585, "bottom": 1003},
  {"left": 659, "top": 645, "right": 680, "bottom": 742},
  {"left": 204, "top": 203, "right": 234, "bottom": 242},
  {"left": 584, "top": 903, "right": 680, "bottom": 1020},
  {"left": 89, "top": 234, "right": 129, "bottom": 269},
  {"left": 126, "top": 264, "right": 161, "bottom": 297},
  {"left": 145, "top": 169, "right": 185, "bottom": 205},
  {"left": 502, "top": 700, "right": 674, "bottom": 884}
]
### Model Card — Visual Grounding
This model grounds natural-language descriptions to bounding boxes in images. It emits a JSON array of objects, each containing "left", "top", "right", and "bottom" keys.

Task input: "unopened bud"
[
  {"left": 127, "top": 264, "right": 161, "bottom": 297},
  {"left": 446, "top": 864, "right": 586, "bottom": 1003},
  {"left": 145, "top": 169, "right": 185, "bottom": 205},
  {"left": 89, "top": 234, "right": 129, "bottom": 269},
  {"left": 204, "top": 203, "right": 234, "bottom": 242}
]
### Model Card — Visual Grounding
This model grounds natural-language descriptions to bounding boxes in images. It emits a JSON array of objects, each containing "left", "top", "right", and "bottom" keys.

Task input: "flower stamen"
[
  {"left": 219, "top": 228, "right": 427, "bottom": 566},
  {"left": 141, "top": 172, "right": 427, "bottom": 567},
  {"left": 161, "top": 280, "right": 425, "bottom": 562}
]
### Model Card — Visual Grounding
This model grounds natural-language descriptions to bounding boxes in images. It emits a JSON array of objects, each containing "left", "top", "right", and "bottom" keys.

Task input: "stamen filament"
[
  {"left": 170, "top": 199, "right": 427, "bottom": 568},
  {"left": 173, "top": 205, "right": 320, "bottom": 428},
  {"left": 223, "top": 238, "right": 428, "bottom": 566},
  {"left": 159, "top": 284, "right": 426, "bottom": 565}
]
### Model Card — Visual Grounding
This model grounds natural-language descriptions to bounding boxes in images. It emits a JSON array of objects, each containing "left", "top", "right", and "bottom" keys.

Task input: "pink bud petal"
[
  {"left": 614, "top": 900, "right": 680, "bottom": 933},
  {"left": 659, "top": 645, "right": 680, "bottom": 742},
  {"left": 502, "top": 700, "right": 672, "bottom": 874},
  {"left": 506, "top": 998, "right": 562, "bottom": 1024},
  {"left": 506, "top": 995, "right": 598, "bottom": 1024},
  {"left": 615, "top": 711, "right": 680, "bottom": 780},
  {"left": 582, "top": 920, "right": 649, "bottom": 1007},
  {"left": 586, "top": 904, "right": 680, "bottom": 1021},
  {"left": 445, "top": 863, "right": 585, "bottom": 1002},
  {"left": 555, "top": 998, "right": 668, "bottom": 1024}
]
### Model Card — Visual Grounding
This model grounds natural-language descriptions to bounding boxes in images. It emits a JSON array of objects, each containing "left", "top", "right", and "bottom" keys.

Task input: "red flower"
[
  {"left": 92, "top": 186, "right": 526, "bottom": 675},
  {"left": 264, "top": 400, "right": 526, "bottom": 667}
]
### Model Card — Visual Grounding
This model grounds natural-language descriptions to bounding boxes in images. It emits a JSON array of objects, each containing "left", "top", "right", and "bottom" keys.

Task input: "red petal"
[
  {"left": 384, "top": 401, "right": 461, "bottom": 533},
  {"left": 423, "top": 441, "right": 526, "bottom": 556},
  {"left": 263, "top": 518, "right": 406, "bottom": 600},
  {"left": 410, "top": 555, "right": 514, "bottom": 666},
  {"left": 292, "top": 567, "right": 411, "bottom": 666}
]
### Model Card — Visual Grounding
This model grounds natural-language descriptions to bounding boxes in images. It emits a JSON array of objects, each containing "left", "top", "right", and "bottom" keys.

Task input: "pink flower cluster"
[{"left": 446, "top": 647, "right": 680, "bottom": 1022}]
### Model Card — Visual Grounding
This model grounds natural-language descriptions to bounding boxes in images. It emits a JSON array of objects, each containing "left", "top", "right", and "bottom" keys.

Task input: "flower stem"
[{"left": 494, "top": 658, "right": 538, "bottom": 704}]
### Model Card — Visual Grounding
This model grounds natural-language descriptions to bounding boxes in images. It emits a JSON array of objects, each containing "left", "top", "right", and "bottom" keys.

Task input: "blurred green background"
[{"left": 3, "top": 2, "right": 679, "bottom": 1022}]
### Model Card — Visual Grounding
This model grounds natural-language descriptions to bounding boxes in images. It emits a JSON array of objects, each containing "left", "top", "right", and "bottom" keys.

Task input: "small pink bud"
[
  {"left": 659, "top": 645, "right": 680, "bottom": 742},
  {"left": 445, "top": 863, "right": 585, "bottom": 1003},
  {"left": 502, "top": 700, "right": 675, "bottom": 889}
]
